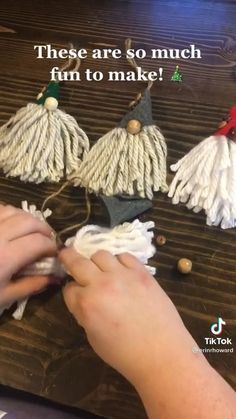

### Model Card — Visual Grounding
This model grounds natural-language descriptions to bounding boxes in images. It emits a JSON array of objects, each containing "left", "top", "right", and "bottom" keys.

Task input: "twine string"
[
  {"left": 41, "top": 180, "right": 91, "bottom": 246},
  {"left": 38, "top": 43, "right": 81, "bottom": 92},
  {"left": 125, "top": 38, "right": 153, "bottom": 108}
]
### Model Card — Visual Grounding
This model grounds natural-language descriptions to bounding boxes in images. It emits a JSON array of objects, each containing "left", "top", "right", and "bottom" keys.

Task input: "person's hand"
[
  {"left": 59, "top": 248, "right": 193, "bottom": 386},
  {"left": 0, "top": 204, "right": 57, "bottom": 312},
  {"left": 60, "top": 248, "right": 236, "bottom": 419}
]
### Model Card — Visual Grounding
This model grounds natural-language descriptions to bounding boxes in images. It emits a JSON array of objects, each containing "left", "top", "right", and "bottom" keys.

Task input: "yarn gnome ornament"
[
  {"left": 0, "top": 58, "right": 89, "bottom": 183},
  {"left": 168, "top": 106, "right": 236, "bottom": 229},
  {"left": 73, "top": 39, "right": 168, "bottom": 200}
]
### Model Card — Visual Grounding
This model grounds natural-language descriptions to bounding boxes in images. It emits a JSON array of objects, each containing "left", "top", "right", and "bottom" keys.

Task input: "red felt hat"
[{"left": 215, "top": 106, "right": 236, "bottom": 137}]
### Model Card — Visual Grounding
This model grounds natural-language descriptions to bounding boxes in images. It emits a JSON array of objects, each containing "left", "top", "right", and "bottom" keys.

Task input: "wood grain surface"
[{"left": 0, "top": 0, "right": 236, "bottom": 418}]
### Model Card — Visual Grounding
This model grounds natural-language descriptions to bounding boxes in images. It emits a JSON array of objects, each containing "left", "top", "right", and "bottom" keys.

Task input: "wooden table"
[{"left": 0, "top": 1, "right": 235, "bottom": 418}]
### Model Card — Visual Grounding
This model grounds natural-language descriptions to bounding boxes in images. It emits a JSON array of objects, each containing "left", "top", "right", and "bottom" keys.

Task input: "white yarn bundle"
[
  {"left": 5, "top": 202, "right": 156, "bottom": 320},
  {"left": 0, "top": 82, "right": 89, "bottom": 183},
  {"left": 74, "top": 125, "right": 168, "bottom": 200},
  {"left": 66, "top": 219, "right": 156, "bottom": 275},
  {"left": 21, "top": 200, "right": 64, "bottom": 277},
  {"left": 11, "top": 201, "right": 63, "bottom": 320},
  {"left": 168, "top": 134, "right": 236, "bottom": 229}
]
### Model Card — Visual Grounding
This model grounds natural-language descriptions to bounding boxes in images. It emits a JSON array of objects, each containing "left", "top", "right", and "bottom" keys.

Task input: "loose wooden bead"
[
  {"left": 177, "top": 258, "right": 192, "bottom": 274},
  {"left": 44, "top": 97, "right": 58, "bottom": 111},
  {"left": 156, "top": 235, "right": 166, "bottom": 246},
  {"left": 126, "top": 119, "right": 142, "bottom": 134}
]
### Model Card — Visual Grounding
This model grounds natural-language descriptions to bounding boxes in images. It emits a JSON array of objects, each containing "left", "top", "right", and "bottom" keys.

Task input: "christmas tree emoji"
[{"left": 171, "top": 65, "right": 182, "bottom": 82}]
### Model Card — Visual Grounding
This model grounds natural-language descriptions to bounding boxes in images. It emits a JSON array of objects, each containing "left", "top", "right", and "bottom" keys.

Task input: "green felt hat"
[{"left": 37, "top": 81, "right": 60, "bottom": 105}]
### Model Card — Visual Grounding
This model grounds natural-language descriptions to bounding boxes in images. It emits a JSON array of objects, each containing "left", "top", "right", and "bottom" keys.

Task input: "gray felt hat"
[
  {"left": 99, "top": 194, "right": 152, "bottom": 227},
  {"left": 119, "top": 88, "right": 153, "bottom": 128}
]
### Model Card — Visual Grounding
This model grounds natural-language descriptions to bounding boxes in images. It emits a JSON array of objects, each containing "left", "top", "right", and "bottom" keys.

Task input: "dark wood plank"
[{"left": 0, "top": 0, "right": 235, "bottom": 418}]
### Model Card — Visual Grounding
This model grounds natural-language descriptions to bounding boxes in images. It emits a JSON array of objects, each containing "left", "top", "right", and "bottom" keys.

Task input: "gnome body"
[
  {"left": 0, "top": 81, "right": 89, "bottom": 183},
  {"left": 74, "top": 89, "right": 168, "bottom": 200},
  {"left": 168, "top": 107, "right": 236, "bottom": 229}
]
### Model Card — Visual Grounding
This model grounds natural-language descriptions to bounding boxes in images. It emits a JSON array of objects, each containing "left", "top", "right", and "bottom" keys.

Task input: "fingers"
[
  {"left": 60, "top": 248, "right": 144, "bottom": 287},
  {"left": 116, "top": 252, "right": 144, "bottom": 270},
  {"left": 5, "top": 233, "right": 57, "bottom": 277},
  {"left": 59, "top": 247, "right": 100, "bottom": 286},
  {"left": 0, "top": 275, "right": 57, "bottom": 308},
  {"left": 63, "top": 281, "right": 85, "bottom": 326},
  {"left": 91, "top": 250, "right": 120, "bottom": 272},
  {"left": 0, "top": 212, "right": 53, "bottom": 242}
]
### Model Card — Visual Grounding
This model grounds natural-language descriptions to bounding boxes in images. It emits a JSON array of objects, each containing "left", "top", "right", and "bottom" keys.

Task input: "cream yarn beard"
[
  {"left": 9, "top": 202, "right": 156, "bottom": 320},
  {"left": 0, "top": 102, "right": 89, "bottom": 183},
  {"left": 74, "top": 125, "right": 168, "bottom": 200},
  {"left": 72, "top": 85, "right": 168, "bottom": 200}
]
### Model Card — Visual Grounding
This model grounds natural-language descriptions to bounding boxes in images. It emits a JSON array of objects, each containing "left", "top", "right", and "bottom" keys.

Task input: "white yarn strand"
[
  {"left": 136, "top": 137, "right": 145, "bottom": 197},
  {"left": 146, "top": 126, "right": 168, "bottom": 193},
  {"left": 127, "top": 133, "right": 137, "bottom": 195}
]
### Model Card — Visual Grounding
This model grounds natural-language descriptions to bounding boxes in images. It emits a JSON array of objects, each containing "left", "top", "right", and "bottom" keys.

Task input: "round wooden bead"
[
  {"left": 44, "top": 97, "right": 58, "bottom": 111},
  {"left": 218, "top": 120, "right": 227, "bottom": 129},
  {"left": 156, "top": 235, "right": 166, "bottom": 246},
  {"left": 126, "top": 119, "right": 142, "bottom": 134},
  {"left": 177, "top": 258, "right": 192, "bottom": 274}
]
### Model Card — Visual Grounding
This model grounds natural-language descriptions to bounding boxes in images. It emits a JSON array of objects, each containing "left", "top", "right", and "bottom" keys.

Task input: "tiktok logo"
[
  {"left": 210, "top": 317, "right": 226, "bottom": 336},
  {"left": 200, "top": 317, "right": 233, "bottom": 351}
]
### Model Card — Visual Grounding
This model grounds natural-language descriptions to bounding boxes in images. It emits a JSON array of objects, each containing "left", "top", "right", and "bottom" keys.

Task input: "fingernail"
[{"left": 50, "top": 231, "right": 56, "bottom": 240}]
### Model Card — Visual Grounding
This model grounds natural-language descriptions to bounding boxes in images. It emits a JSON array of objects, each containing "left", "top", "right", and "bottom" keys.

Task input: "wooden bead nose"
[
  {"left": 126, "top": 119, "right": 142, "bottom": 134},
  {"left": 44, "top": 97, "right": 58, "bottom": 111},
  {"left": 218, "top": 120, "right": 227, "bottom": 129}
]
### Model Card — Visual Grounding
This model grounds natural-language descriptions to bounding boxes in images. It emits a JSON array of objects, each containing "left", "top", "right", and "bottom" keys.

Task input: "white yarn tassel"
[
  {"left": 12, "top": 256, "right": 64, "bottom": 321},
  {"left": 21, "top": 200, "right": 52, "bottom": 220},
  {"left": 21, "top": 219, "right": 156, "bottom": 277},
  {"left": 169, "top": 135, "right": 236, "bottom": 229},
  {"left": 0, "top": 103, "right": 89, "bottom": 183},
  {"left": 11, "top": 201, "right": 61, "bottom": 320},
  {"left": 73, "top": 125, "right": 168, "bottom": 199},
  {"left": 66, "top": 219, "right": 156, "bottom": 275},
  {"left": 20, "top": 219, "right": 156, "bottom": 278}
]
